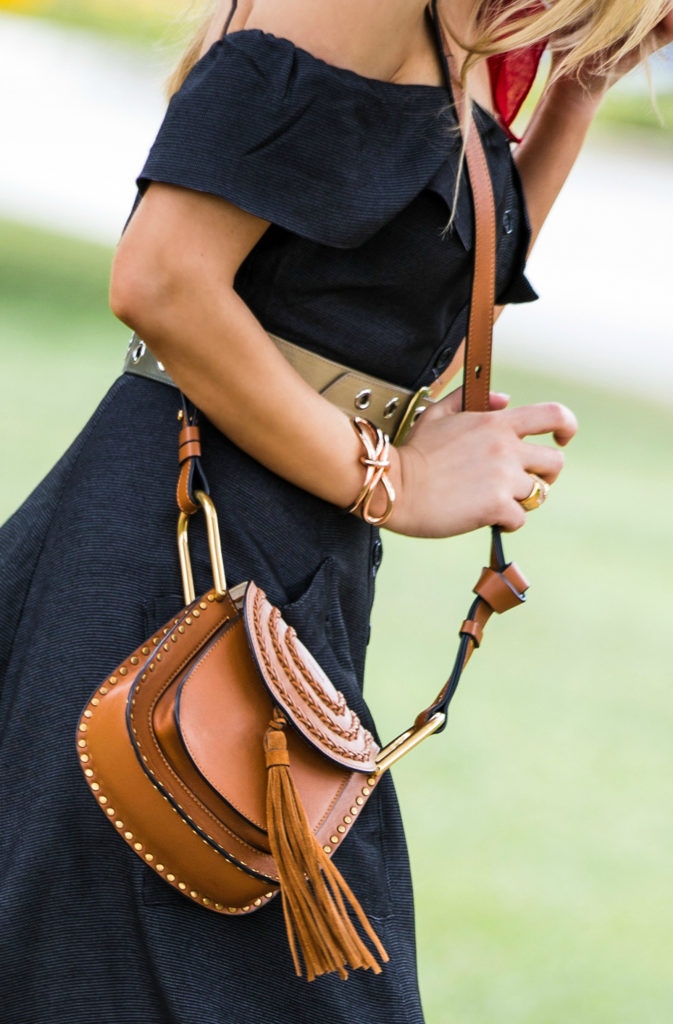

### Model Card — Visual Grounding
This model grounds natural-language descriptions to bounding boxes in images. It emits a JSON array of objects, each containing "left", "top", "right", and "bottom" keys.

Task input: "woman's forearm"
[
  {"left": 111, "top": 182, "right": 576, "bottom": 540},
  {"left": 514, "top": 79, "right": 604, "bottom": 251},
  {"left": 136, "top": 291, "right": 366, "bottom": 506}
]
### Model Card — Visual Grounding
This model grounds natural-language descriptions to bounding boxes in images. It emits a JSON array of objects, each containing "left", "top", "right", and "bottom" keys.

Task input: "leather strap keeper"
[
  {"left": 178, "top": 425, "right": 202, "bottom": 464},
  {"left": 459, "top": 618, "right": 484, "bottom": 647},
  {"left": 473, "top": 564, "right": 529, "bottom": 613}
]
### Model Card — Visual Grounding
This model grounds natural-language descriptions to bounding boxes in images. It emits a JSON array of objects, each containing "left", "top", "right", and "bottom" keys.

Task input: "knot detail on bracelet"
[{"left": 345, "top": 417, "right": 396, "bottom": 526}]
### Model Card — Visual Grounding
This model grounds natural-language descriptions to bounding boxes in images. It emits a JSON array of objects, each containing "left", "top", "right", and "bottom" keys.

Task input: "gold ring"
[{"left": 519, "top": 473, "right": 550, "bottom": 512}]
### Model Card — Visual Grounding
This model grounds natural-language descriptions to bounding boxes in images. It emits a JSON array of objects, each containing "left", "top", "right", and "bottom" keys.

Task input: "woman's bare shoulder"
[{"left": 204, "top": 0, "right": 423, "bottom": 84}]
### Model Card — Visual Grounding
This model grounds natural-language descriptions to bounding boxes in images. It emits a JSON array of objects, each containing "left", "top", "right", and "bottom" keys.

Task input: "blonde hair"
[
  {"left": 169, "top": 0, "right": 670, "bottom": 99},
  {"left": 166, "top": 1, "right": 217, "bottom": 97},
  {"left": 458, "top": 0, "right": 671, "bottom": 85}
]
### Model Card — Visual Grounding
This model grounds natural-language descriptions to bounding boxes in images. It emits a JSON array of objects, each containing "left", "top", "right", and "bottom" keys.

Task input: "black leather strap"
[{"left": 222, "top": 0, "right": 238, "bottom": 37}]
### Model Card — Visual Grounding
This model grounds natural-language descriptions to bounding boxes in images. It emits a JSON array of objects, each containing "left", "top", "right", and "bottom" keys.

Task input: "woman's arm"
[
  {"left": 111, "top": 182, "right": 574, "bottom": 539},
  {"left": 514, "top": 81, "right": 601, "bottom": 252},
  {"left": 110, "top": 0, "right": 583, "bottom": 541}
]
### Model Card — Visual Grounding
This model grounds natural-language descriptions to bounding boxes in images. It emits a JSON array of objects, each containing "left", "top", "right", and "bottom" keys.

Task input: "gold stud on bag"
[{"left": 77, "top": 98, "right": 531, "bottom": 981}]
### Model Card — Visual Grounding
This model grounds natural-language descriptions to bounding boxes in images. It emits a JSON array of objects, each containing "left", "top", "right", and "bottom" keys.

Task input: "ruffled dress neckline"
[{"left": 220, "top": 0, "right": 509, "bottom": 141}]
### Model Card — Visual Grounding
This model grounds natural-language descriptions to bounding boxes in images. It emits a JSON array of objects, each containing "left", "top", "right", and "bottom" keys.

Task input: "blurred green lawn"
[
  {"left": 1, "top": 218, "right": 672, "bottom": 1022},
  {"left": 0, "top": 0, "right": 187, "bottom": 46}
]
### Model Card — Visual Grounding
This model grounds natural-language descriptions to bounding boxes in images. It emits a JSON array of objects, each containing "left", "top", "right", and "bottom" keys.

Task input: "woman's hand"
[{"left": 383, "top": 388, "right": 577, "bottom": 539}]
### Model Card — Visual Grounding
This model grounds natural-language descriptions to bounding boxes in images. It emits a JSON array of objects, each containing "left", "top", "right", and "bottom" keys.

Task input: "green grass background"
[
  {"left": 2, "top": 217, "right": 672, "bottom": 1021},
  {"left": 0, "top": 0, "right": 188, "bottom": 47}
]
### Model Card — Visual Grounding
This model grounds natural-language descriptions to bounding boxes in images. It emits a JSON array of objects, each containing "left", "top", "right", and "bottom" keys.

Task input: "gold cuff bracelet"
[{"left": 345, "top": 417, "right": 395, "bottom": 526}]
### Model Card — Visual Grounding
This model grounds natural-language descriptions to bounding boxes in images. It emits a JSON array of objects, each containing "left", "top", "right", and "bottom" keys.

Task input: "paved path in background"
[{"left": 1, "top": 14, "right": 672, "bottom": 403}]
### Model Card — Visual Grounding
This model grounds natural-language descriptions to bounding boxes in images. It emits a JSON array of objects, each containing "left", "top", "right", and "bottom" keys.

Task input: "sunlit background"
[{"left": 1, "top": 4, "right": 672, "bottom": 1022}]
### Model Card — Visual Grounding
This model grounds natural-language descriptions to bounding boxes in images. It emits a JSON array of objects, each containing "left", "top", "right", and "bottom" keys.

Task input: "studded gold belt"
[{"left": 122, "top": 333, "right": 434, "bottom": 444}]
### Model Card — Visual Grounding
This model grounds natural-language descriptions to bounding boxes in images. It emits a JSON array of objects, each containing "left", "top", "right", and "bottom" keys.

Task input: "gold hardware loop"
[
  {"left": 177, "top": 490, "right": 227, "bottom": 605},
  {"left": 374, "top": 711, "right": 446, "bottom": 774},
  {"left": 391, "top": 385, "right": 433, "bottom": 446}
]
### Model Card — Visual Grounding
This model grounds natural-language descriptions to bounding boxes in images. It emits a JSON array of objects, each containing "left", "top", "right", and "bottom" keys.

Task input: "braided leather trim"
[
  {"left": 250, "top": 587, "right": 377, "bottom": 768},
  {"left": 267, "top": 610, "right": 360, "bottom": 741},
  {"left": 285, "top": 628, "right": 347, "bottom": 718}
]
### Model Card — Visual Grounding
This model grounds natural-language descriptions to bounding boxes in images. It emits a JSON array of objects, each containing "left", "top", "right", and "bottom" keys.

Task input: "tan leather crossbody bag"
[{"left": 77, "top": 99, "right": 529, "bottom": 981}]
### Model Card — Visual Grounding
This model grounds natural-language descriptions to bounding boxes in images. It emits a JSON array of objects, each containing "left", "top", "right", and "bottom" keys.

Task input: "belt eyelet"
[
  {"left": 354, "top": 389, "right": 372, "bottom": 411},
  {"left": 131, "top": 340, "right": 146, "bottom": 364}
]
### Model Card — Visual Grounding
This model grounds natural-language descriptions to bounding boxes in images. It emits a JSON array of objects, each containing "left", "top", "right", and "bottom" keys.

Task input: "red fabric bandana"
[
  {"left": 487, "top": 42, "right": 546, "bottom": 140},
  {"left": 485, "top": 2, "right": 549, "bottom": 141}
]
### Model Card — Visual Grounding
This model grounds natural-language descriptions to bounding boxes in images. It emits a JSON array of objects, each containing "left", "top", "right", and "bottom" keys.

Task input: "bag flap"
[
  {"left": 174, "top": 609, "right": 367, "bottom": 834},
  {"left": 243, "top": 581, "right": 379, "bottom": 773}
]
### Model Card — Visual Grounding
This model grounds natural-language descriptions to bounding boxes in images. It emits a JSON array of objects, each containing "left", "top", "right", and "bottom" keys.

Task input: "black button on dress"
[{"left": 0, "top": 16, "right": 536, "bottom": 1024}]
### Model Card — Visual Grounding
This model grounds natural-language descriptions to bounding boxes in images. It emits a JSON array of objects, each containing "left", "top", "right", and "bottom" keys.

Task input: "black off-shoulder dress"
[{"left": 0, "top": 13, "right": 536, "bottom": 1024}]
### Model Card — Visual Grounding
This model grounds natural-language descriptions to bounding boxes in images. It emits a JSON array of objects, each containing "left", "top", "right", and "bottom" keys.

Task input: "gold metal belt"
[{"left": 122, "top": 333, "right": 433, "bottom": 445}]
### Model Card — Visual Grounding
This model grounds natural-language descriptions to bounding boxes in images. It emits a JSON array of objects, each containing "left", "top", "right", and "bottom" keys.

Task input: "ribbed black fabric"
[{"left": 1, "top": 17, "right": 537, "bottom": 1024}]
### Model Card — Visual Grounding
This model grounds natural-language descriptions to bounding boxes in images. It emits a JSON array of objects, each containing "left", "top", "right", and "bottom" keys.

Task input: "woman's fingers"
[
  {"left": 521, "top": 440, "right": 565, "bottom": 483},
  {"left": 489, "top": 391, "right": 511, "bottom": 411},
  {"left": 436, "top": 386, "right": 464, "bottom": 414},
  {"left": 507, "top": 402, "right": 578, "bottom": 446},
  {"left": 497, "top": 494, "right": 528, "bottom": 533},
  {"left": 392, "top": 393, "right": 576, "bottom": 538},
  {"left": 502, "top": 470, "right": 554, "bottom": 532},
  {"left": 435, "top": 387, "right": 510, "bottom": 416},
  {"left": 434, "top": 395, "right": 576, "bottom": 445}
]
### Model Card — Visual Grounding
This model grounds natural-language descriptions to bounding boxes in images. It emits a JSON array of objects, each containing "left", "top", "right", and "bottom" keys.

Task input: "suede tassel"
[{"left": 264, "top": 708, "right": 389, "bottom": 981}]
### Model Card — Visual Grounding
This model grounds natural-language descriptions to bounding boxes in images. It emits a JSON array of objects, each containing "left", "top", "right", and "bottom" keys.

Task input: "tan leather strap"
[
  {"left": 461, "top": 120, "right": 496, "bottom": 413},
  {"left": 433, "top": 13, "right": 496, "bottom": 413}
]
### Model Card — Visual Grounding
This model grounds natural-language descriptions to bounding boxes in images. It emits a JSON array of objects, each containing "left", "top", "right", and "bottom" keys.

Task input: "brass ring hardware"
[
  {"left": 374, "top": 711, "right": 446, "bottom": 774},
  {"left": 391, "top": 385, "right": 432, "bottom": 446},
  {"left": 177, "top": 490, "right": 227, "bottom": 604}
]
